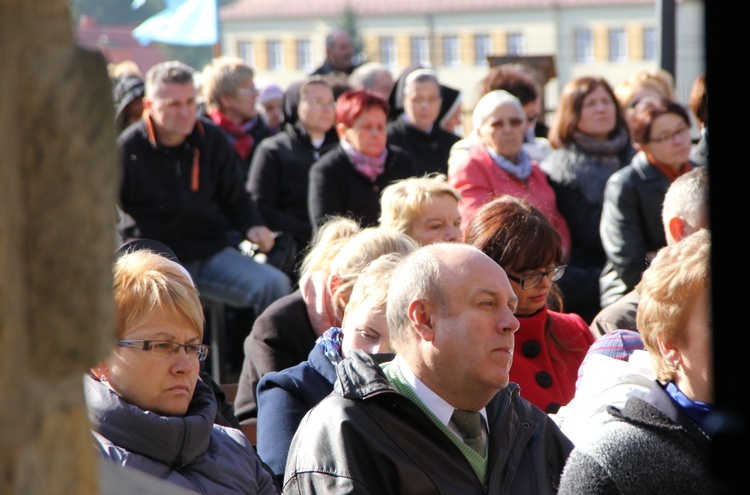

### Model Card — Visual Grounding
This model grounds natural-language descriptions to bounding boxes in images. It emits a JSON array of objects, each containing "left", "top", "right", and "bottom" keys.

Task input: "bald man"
[
  {"left": 283, "top": 243, "right": 573, "bottom": 494},
  {"left": 311, "top": 30, "right": 358, "bottom": 76}
]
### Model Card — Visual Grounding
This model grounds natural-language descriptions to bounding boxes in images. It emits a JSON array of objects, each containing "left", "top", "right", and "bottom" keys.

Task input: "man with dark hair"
[
  {"left": 311, "top": 30, "right": 358, "bottom": 76},
  {"left": 118, "top": 61, "right": 290, "bottom": 326},
  {"left": 283, "top": 243, "right": 573, "bottom": 494}
]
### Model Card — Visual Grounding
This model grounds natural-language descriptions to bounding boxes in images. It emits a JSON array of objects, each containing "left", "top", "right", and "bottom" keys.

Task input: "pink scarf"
[{"left": 340, "top": 139, "right": 387, "bottom": 182}]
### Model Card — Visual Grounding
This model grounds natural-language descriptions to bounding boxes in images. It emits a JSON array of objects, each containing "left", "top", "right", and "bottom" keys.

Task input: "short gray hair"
[
  {"left": 386, "top": 247, "right": 443, "bottom": 351},
  {"left": 349, "top": 62, "right": 391, "bottom": 91},
  {"left": 472, "top": 89, "right": 525, "bottom": 131},
  {"left": 144, "top": 61, "right": 195, "bottom": 98},
  {"left": 326, "top": 30, "right": 351, "bottom": 51},
  {"left": 661, "top": 166, "right": 709, "bottom": 243}
]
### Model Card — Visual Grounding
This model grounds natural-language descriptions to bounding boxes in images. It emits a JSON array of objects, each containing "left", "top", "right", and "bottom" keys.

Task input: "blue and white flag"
[{"left": 132, "top": 0, "right": 218, "bottom": 47}]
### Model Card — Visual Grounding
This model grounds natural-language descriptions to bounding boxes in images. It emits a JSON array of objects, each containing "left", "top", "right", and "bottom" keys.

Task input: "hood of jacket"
[{"left": 85, "top": 375, "right": 216, "bottom": 468}]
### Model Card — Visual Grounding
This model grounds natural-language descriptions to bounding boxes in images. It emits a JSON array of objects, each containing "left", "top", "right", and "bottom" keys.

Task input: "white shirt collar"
[{"left": 394, "top": 355, "right": 488, "bottom": 430}]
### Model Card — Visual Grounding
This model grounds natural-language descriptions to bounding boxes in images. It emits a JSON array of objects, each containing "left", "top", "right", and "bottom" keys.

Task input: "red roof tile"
[{"left": 221, "top": 0, "right": 653, "bottom": 20}]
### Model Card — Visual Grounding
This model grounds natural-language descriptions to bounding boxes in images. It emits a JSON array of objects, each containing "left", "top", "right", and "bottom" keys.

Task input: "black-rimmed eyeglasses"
[
  {"left": 506, "top": 265, "right": 566, "bottom": 290},
  {"left": 117, "top": 340, "right": 210, "bottom": 361}
]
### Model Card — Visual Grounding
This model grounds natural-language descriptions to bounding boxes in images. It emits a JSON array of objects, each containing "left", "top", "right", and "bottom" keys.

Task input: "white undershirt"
[{"left": 394, "top": 355, "right": 489, "bottom": 441}]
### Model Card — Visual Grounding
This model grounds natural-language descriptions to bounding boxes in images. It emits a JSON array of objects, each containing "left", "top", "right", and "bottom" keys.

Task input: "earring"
[{"left": 673, "top": 357, "right": 681, "bottom": 369}]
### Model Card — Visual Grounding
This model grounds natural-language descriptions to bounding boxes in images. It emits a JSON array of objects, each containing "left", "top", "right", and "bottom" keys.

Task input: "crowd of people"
[{"left": 97, "top": 29, "right": 714, "bottom": 494}]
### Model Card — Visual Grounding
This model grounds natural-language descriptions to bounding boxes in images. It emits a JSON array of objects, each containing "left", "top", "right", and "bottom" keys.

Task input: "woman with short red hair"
[{"left": 308, "top": 89, "right": 417, "bottom": 232}]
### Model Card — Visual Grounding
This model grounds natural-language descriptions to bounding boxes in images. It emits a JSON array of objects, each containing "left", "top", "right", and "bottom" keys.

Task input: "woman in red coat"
[
  {"left": 449, "top": 90, "right": 570, "bottom": 259},
  {"left": 465, "top": 196, "right": 595, "bottom": 413}
]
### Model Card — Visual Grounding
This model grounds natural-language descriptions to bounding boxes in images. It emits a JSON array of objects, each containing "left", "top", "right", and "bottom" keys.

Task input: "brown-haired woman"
[
  {"left": 599, "top": 97, "right": 697, "bottom": 307},
  {"left": 465, "top": 196, "right": 595, "bottom": 413},
  {"left": 541, "top": 76, "right": 636, "bottom": 323}
]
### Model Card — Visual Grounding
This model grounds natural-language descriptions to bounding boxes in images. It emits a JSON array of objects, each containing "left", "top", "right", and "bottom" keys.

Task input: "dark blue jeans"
[{"left": 184, "top": 246, "right": 291, "bottom": 316}]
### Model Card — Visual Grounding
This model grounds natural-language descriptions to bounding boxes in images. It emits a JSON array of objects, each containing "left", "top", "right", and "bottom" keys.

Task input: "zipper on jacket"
[
  {"left": 171, "top": 418, "right": 209, "bottom": 495},
  {"left": 177, "top": 467, "right": 208, "bottom": 495}
]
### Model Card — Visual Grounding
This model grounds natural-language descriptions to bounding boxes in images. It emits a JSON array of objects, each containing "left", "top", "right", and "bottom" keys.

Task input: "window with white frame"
[
  {"left": 296, "top": 39, "right": 313, "bottom": 71},
  {"left": 608, "top": 28, "right": 628, "bottom": 62},
  {"left": 267, "top": 40, "right": 283, "bottom": 71},
  {"left": 643, "top": 27, "right": 657, "bottom": 61},
  {"left": 507, "top": 32, "right": 525, "bottom": 56},
  {"left": 442, "top": 35, "right": 461, "bottom": 67},
  {"left": 238, "top": 41, "right": 254, "bottom": 67},
  {"left": 474, "top": 34, "right": 491, "bottom": 65},
  {"left": 411, "top": 36, "right": 430, "bottom": 66},
  {"left": 380, "top": 36, "right": 397, "bottom": 70},
  {"left": 575, "top": 28, "right": 594, "bottom": 64}
]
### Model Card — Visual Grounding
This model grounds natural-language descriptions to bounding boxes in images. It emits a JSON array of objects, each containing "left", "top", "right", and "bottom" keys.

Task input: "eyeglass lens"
[
  {"left": 304, "top": 98, "right": 335, "bottom": 109},
  {"left": 491, "top": 118, "right": 524, "bottom": 129},
  {"left": 651, "top": 125, "right": 690, "bottom": 144},
  {"left": 521, "top": 266, "right": 565, "bottom": 289},
  {"left": 119, "top": 340, "right": 209, "bottom": 361}
]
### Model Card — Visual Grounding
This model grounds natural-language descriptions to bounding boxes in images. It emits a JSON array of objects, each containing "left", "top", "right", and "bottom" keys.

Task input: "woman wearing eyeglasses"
[
  {"left": 465, "top": 196, "right": 595, "bottom": 414},
  {"left": 308, "top": 89, "right": 417, "bottom": 233},
  {"left": 449, "top": 90, "right": 571, "bottom": 258},
  {"left": 84, "top": 250, "right": 277, "bottom": 495},
  {"left": 599, "top": 97, "right": 697, "bottom": 308}
]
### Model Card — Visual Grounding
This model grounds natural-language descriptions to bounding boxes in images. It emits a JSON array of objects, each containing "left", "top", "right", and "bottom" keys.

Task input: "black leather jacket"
[{"left": 283, "top": 351, "right": 573, "bottom": 494}]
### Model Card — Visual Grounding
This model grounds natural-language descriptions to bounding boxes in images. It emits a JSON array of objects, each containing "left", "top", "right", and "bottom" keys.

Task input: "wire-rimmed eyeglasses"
[{"left": 117, "top": 340, "right": 210, "bottom": 361}]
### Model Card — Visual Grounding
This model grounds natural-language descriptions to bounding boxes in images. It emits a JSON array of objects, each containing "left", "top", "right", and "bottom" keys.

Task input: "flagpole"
[{"left": 213, "top": 0, "right": 221, "bottom": 57}]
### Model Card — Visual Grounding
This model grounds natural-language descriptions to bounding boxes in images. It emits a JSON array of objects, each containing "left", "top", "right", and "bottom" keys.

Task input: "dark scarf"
[
  {"left": 572, "top": 126, "right": 630, "bottom": 170},
  {"left": 561, "top": 126, "right": 631, "bottom": 204}
]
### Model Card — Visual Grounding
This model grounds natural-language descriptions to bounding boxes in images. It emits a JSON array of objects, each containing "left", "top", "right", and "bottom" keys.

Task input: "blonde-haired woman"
[
  {"left": 379, "top": 174, "right": 462, "bottom": 245},
  {"left": 85, "top": 250, "right": 276, "bottom": 494},
  {"left": 256, "top": 253, "right": 407, "bottom": 483},
  {"left": 559, "top": 229, "right": 713, "bottom": 494},
  {"left": 234, "top": 220, "right": 416, "bottom": 421},
  {"left": 614, "top": 69, "right": 675, "bottom": 139}
]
